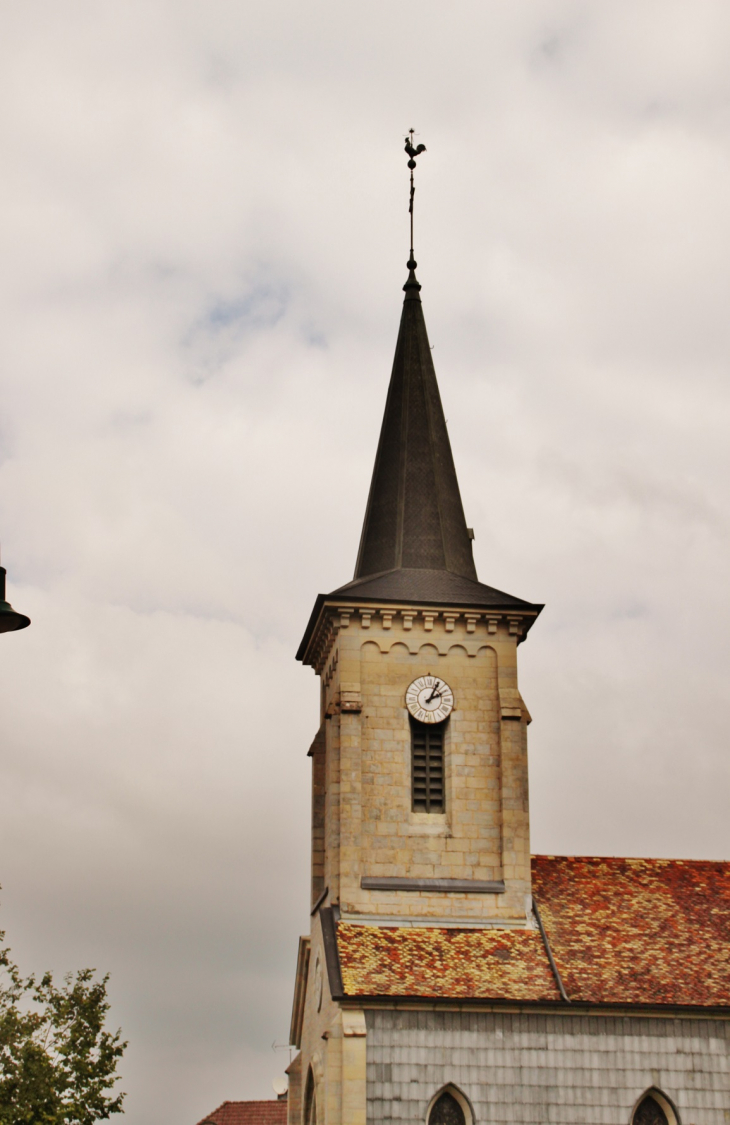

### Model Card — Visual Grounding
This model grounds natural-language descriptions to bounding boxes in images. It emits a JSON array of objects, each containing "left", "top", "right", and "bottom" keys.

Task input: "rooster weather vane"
[{"left": 404, "top": 128, "right": 426, "bottom": 270}]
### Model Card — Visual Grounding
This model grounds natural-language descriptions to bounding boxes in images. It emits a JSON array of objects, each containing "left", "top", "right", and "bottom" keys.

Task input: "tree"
[{"left": 0, "top": 928, "right": 125, "bottom": 1125}]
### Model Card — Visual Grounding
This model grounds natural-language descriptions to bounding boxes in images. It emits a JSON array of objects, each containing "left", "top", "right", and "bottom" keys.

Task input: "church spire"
[
  {"left": 353, "top": 266, "right": 477, "bottom": 582},
  {"left": 297, "top": 135, "right": 541, "bottom": 656},
  {"left": 354, "top": 132, "right": 476, "bottom": 584},
  {"left": 355, "top": 133, "right": 479, "bottom": 580}
]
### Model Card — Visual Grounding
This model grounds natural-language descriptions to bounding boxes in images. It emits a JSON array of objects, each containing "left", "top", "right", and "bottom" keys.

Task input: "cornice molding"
[{"left": 301, "top": 599, "right": 540, "bottom": 674}]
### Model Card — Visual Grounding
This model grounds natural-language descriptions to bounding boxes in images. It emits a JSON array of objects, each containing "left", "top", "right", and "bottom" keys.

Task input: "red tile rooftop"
[
  {"left": 196, "top": 1100, "right": 287, "bottom": 1125},
  {"left": 335, "top": 856, "right": 730, "bottom": 1009},
  {"left": 533, "top": 854, "right": 730, "bottom": 1008},
  {"left": 338, "top": 923, "right": 559, "bottom": 1001}
]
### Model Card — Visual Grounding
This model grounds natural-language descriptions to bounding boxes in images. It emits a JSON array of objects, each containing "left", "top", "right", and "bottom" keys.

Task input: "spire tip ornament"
[{"left": 404, "top": 129, "right": 426, "bottom": 280}]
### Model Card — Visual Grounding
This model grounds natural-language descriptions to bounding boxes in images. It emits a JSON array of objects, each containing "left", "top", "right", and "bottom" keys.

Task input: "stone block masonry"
[{"left": 317, "top": 608, "right": 534, "bottom": 926}]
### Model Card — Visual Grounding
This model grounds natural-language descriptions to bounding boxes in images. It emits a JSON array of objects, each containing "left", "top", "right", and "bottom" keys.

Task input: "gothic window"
[
  {"left": 632, "top": 1092, "right": 676, "bottom": 1125},
  {"left": 428, "top": 1091, "right": 466, "bottom": 1125},
  {"left": 304, "top": 1067, "right": 316, "bottom": 1125},
  {"left": 411, "top": 718, "right": 444, "bottom": 812}
]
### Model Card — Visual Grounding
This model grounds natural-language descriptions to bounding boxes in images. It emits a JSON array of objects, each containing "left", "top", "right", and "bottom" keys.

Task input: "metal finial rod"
[{"left": 404, "top": 128, "right": 426, "bottom": 269}]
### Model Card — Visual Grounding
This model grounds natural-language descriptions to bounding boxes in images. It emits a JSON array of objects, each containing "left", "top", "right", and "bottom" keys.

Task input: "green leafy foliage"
[{"left": 0, "top": 929, "right": 125, "bottom": 1125}]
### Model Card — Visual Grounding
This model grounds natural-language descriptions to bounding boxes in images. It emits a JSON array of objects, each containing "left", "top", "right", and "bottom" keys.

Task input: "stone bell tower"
[{"left": 296, "top": 264, "right": 542, "bottom": 930}]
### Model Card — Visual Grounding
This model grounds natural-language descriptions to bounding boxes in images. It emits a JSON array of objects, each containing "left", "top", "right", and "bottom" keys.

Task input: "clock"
[{"left": 405, "top": 675, "right": 454, "bottom": 724}]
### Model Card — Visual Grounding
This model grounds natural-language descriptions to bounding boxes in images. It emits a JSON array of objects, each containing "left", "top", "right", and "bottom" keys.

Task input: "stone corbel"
[
  {"left": 485, "top": 614, "right": 500, "bottom": 634},
  {"left": 465, "top": 613, "right": 481, "bottom": 633},
  {"left": 339, "top": 685, "right": 362, "bottom": 713},
  {"left": 341, "top": 1010, "right": 367, "bottom": 1037},
  {"left": 499, "top": 686, "right": 531, "bottom": 723},
  {"left": 443, "top": 613, "right": 460, "bottom": 632},
  {"left": 422, "top": 612, "right": 437, "bottom": 631}
]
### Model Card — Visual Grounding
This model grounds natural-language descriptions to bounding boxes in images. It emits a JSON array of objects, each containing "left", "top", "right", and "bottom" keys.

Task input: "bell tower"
[{"left": 297, "top": 263, "right": 542, "bottom": 929}]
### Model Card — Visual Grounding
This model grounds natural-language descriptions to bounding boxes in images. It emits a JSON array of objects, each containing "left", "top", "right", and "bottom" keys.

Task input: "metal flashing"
[
  {"left": 319, "top": 907, "right": 344, "bottom": 1001},
  {"left": 361, "top": 876, "right": 506, "bottom": 894}
]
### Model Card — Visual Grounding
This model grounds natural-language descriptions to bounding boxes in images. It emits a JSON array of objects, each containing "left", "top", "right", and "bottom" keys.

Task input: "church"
[{"left": 284, "top": 181, "right": 730, "bottom": 1124}]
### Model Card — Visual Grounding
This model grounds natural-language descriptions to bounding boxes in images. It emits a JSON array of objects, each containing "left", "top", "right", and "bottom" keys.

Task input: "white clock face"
[{"left": 405, "top": 675, "right": 454, "bottom": 724}]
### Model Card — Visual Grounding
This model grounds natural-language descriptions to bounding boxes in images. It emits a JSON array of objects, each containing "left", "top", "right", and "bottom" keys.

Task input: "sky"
[{"left": 1, "top": 1, "right": 730, "bottom": 1121}]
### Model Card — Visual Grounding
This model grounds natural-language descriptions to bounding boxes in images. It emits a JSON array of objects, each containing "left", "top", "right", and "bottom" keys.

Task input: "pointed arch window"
[
  {"left": 632, "top": 1090, "right": 680, "bottom": 1125},
  {"left": 304, "top": 1067, "right": 316, "bottom": 1125},
  {"left": 427, "top": 1087, "right": 472, "bottom": 1125},
  {"left": 634, "top": 1099, "right": 667, "bottom": 1125}
]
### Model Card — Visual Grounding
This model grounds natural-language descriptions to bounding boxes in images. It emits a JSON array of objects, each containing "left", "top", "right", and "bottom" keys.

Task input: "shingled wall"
[{"left": 365, "top": 1009, "right": 730, "bottom": 1124}]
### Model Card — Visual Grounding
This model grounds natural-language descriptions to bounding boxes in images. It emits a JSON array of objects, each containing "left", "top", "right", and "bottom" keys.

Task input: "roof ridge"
[{"left": 532, "top": 854, "right": 730, "bottom": 865}]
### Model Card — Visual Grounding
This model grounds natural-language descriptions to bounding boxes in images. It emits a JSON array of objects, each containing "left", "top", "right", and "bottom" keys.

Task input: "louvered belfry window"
[{"left": 411, "top": 718, "right": 445, "bottom": 812}]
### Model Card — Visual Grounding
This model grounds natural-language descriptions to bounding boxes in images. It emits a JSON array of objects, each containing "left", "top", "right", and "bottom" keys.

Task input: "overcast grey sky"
[{"left": 1, "top": 1, "right": 729, "bottom": 1122}]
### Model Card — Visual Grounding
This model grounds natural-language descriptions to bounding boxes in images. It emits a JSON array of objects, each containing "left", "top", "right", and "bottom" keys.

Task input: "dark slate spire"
[
  {"left": 323, "top": 267, "right": 540, "bottom": 614},
  {"left": 296, "top": 137, "right": 542, "bottom": 663},
  {"left": 353, "top": 267, "right": 477, "bottom": 583},
  {"left": 296, "top": 264, "right": 543, "bottom": 661}
]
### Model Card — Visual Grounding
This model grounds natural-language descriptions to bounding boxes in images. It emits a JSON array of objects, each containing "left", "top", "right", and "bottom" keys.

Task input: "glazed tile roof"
[
  {"left": 196, "top": 1100, "right": 287, "bottom": 1125},
  {"left": 533, "top": 854, "right": 730, "bottom": 1008},
  {"left": 337, "top": 923, "right": 560, "bottom": 1001},
  {"left": 335, "top": 856, "right": 730, "bottom": 1008}
]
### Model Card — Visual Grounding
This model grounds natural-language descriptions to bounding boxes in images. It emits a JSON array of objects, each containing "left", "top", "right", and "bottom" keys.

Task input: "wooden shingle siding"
[{"left": 365, "top": 1010, "right": 730, "bottom": 1125}]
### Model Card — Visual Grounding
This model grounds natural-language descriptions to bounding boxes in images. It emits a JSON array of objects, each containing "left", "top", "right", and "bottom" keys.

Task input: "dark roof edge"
[
  {"left": 332, "top": 569, "right": 537, "bottom": 606},
  {"left": 296, "top": 593, "right": 544, "bottom": 662},
  {"left": 296, "top": 593, "right": 328, "bottom": 662},
  {"left": 288, "top": 936, "right": 310, "bottom": 1049},
  {"left": 320, "top": 906, "right": 345, "bottom": 1001},
  {"left": 335, "top": 995, "right": 730, "bottom": 1016}
]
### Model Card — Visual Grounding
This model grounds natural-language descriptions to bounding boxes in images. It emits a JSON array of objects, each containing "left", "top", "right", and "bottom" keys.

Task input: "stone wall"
[
  {"left": 318, "top": 610, "right": 533, "bottom": 925},
  {"left": 365, "top": 1008, "right": 730, "bottom": 1124}
]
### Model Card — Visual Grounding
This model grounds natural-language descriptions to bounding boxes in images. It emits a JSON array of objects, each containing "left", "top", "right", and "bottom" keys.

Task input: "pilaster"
[
  {"left": 340, "top": 1010, "right": 367, "bottom": 1125},
  {"left": 338, "top": 629, "right": 363, "bottom": 916},
  {"left": 324, "top": 712, "right": 341, "bottom": 903},
  {"left": 492, "top": 624, "right": 532, "bottom": 915}
]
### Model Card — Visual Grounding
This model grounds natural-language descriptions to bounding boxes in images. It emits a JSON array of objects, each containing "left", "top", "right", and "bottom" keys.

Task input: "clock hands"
[{"left": 406, "top": 676, "right": 454, "bottom": 722}]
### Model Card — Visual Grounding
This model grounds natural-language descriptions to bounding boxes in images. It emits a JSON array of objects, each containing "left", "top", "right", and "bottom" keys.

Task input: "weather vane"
[{"left": 404, "top": 128, "right": 426, "bottom": 270}]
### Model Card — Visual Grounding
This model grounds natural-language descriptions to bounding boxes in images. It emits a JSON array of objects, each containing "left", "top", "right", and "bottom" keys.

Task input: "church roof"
[
  {"left": 337, "top": 922, "right": 559, "bottom": 1002},
  {"left": 334, "top": 856, "right": 730, "bottom": 1009},
  {"left": 196, "top": 1101, "right": 287, "bottom": 1125},
  {"left": 532, "top": 855, "right": 730, "bottom": 1008}
]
